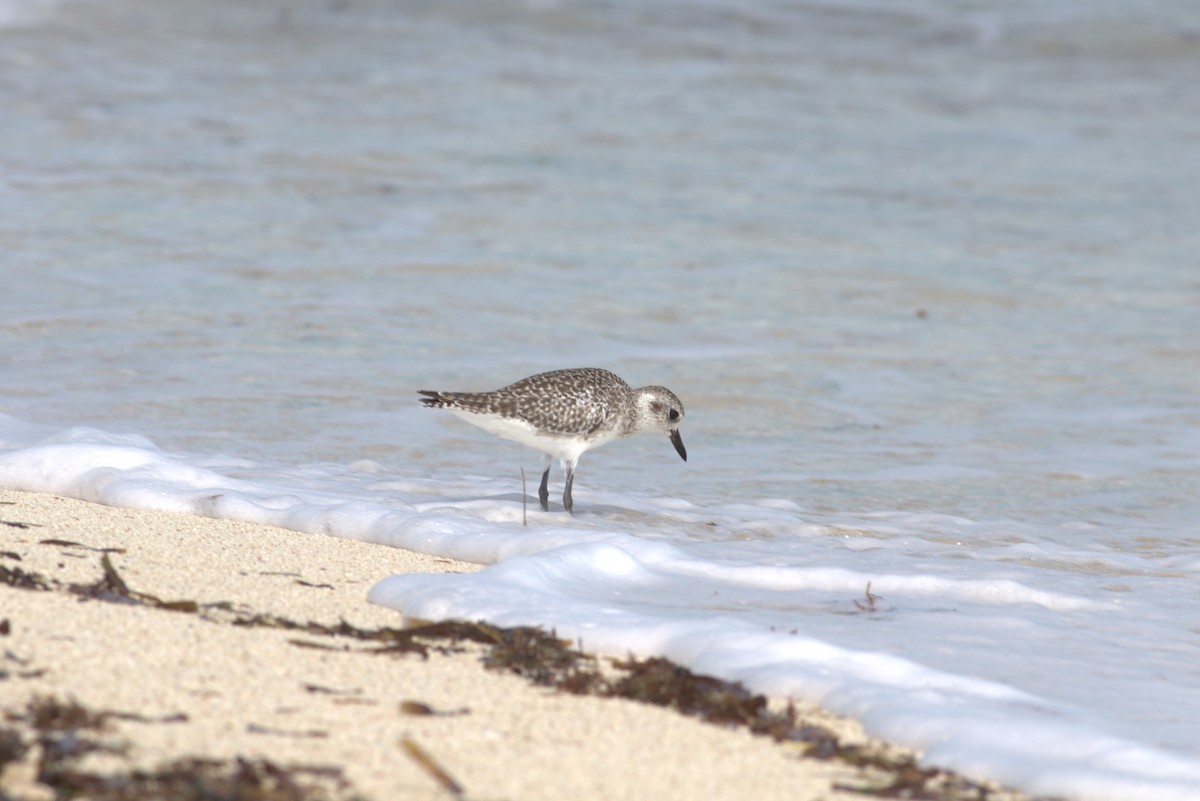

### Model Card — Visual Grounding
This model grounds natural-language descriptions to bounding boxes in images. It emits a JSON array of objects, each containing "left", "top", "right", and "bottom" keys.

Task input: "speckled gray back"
[{"left": 419, "top": 368, "right": 634, "bottom": 436}]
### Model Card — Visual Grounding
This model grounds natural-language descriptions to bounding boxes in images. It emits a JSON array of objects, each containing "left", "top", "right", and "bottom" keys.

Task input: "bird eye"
[{"left": 669, "top": 409, "right": 679, "bottom": 421}]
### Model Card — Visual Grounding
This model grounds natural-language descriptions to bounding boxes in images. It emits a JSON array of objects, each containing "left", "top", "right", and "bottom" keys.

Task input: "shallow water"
[{"left": 2, "top": 1, "right": 1200, "bottom": 798}]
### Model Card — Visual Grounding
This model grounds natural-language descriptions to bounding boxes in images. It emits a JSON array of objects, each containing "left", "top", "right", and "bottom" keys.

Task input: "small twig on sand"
[
  {"left": 854, "top": 581, "right": 882, "bottom": 612},
  {"left": 400, "top": 736, "right": 464, "bottom": 797}
]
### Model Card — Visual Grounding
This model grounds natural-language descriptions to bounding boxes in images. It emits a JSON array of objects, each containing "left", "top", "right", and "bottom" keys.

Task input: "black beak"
[{"left": 669, "top": 429, "right": 687, "bottom": 462}]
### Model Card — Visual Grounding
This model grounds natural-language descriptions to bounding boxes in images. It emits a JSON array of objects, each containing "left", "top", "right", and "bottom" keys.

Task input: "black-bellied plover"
[{"left": 418, "top": 367, "right": 687, "bottom": 514}]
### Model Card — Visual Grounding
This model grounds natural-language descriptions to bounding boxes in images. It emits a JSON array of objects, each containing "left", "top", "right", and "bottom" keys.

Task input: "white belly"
[{"left": 448, "top": 409, "right": 618, "bottom": 466}]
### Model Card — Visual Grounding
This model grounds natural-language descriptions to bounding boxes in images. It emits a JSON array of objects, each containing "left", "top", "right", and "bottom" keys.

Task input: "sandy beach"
[{"left": 0, "top": 489, "right": 1030, "bottom": 801}]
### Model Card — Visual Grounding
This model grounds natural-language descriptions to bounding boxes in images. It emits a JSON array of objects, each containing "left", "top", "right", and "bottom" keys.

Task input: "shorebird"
[{"left": 418, "top": 367, "right": 687, "bottom": 513}]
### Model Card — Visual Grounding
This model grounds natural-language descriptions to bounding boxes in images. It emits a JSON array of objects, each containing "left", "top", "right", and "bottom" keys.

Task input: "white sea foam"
[{"left": 2, "top": 419, "right": 1198, "bottom": 799}]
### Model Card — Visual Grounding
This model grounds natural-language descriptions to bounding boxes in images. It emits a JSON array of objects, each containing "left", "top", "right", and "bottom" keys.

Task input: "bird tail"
[
  {"left": 417, "top": 390, "right": 454, "bottom": 408},
  {"left": 417, "top": 390, "right": 498, "bottom": 413}
]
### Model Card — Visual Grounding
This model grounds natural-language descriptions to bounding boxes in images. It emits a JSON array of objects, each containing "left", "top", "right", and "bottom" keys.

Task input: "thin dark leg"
[
  {"left": 538, "top": 467, "right": 550, "bottom": 512},
  {"left": 562, "top": 465, "right": 575, "bottom": 514}
]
